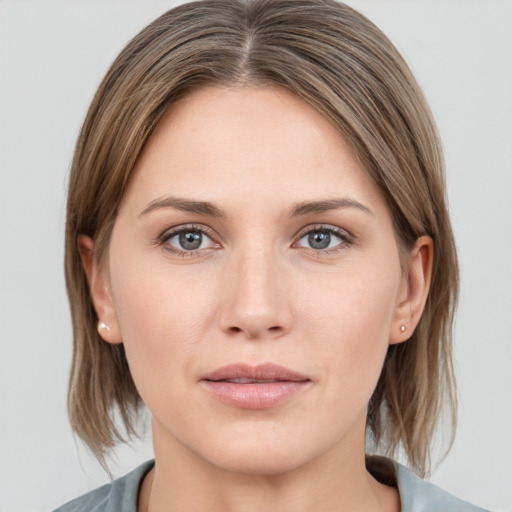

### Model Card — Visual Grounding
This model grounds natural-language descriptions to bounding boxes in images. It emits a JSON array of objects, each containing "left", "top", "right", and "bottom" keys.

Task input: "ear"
[
  {"left": 77, "top": 235, "right": 122, "bottom": 344},
  {"left": 389, "top": 235, "right": 433, "bottom": 345}
]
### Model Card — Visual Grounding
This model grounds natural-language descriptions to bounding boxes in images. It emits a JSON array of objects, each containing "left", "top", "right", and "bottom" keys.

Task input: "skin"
[{"left": 80, "top": 86, "right": 432, "bottom": 512}]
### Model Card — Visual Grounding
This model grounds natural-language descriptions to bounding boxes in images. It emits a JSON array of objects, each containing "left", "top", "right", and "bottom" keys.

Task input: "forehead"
[{"left": 121, "top": 86, "right": 386, "bottom": 216}]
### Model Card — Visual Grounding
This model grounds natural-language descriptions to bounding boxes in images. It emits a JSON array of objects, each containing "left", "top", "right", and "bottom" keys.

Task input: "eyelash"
[
  {"left": 158, "top": 224, "right": 218, "bottom": 258},
  {"left": 296, "top": 225, "right": 353, "bottom": 255},
  {"left": 158, "top": 224, "right": 353, "bottom": 257}
]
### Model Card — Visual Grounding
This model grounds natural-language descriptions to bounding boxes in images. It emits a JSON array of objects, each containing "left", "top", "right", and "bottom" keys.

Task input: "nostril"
[{"left": 226, "top": 325, "right": 283, "bottom": 336}]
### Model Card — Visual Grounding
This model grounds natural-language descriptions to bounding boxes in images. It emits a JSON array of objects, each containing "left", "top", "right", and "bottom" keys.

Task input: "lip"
[{"left": 201, "top": 363, "right": 311, "bottom": 410}]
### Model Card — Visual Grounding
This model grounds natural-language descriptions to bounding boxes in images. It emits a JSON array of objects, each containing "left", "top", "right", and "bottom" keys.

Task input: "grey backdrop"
[{"left": 0, "top": 1, "right": 511, "bottom": 511}]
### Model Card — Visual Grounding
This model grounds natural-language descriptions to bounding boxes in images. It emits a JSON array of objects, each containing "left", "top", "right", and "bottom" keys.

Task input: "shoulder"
[
  {"left": 52, "top": 460, "right": 154, "bottom": 512},
  {"left": 394, "top": 461, "right": 492, "bottom": 512}
]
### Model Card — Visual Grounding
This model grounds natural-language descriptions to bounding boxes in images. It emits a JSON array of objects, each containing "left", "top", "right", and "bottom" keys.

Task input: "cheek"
[
  {"left": 108, "top": 255, "right": 217, "bottom": 396},
  {"left": 302, "top": 259, "right": 400, "bottom": 391}
]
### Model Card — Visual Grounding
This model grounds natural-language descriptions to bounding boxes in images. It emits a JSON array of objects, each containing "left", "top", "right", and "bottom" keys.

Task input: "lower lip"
[{"left": 201, "top": 380, "right": 310, "bottom": 409}]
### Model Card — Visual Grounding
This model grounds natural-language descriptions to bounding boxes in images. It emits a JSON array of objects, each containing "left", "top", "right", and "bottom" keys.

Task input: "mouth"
[
  {"left": 221, "top": 377, "right": 289, "bottom": 384},
  {"left": 201, "top": 363, "right": 311, "bottom": 410}
]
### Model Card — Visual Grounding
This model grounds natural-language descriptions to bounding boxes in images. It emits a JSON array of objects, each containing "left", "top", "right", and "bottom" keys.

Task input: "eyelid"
[
  {"left": 159, "top": 223, "right": 217, "bottom": 241},
  {"left": 158, "top": 223, "right": 221, "bottom": 255},
  {"left": 295, "top": 223, "right": 352, "bottom": 240},
  {"left": 156, "top": 222, "right": 353, "bottom": 257},
  {"left": 293, "top": 224, "right": 354, "bottom": 252}
]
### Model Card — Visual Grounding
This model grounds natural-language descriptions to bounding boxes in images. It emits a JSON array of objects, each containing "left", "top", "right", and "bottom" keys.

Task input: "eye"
[
  {"left": 295, "top": 226, "right": 350, "bottom": 251},
  {"left": 161, "top": 226, "right": 219, "bottom": 253}
]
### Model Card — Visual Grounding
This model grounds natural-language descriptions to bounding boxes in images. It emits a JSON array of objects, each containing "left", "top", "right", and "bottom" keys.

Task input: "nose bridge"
[{"left": 219, "top": 241, "right": 291, "bottom": 338}]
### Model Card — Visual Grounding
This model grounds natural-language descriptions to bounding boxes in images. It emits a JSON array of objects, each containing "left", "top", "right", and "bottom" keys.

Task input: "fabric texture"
[{"left": 53, "top": 459, "right": 491, "bottom": 512}]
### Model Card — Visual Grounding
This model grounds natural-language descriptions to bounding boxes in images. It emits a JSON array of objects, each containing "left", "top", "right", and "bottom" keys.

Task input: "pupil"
[
  {"left": 309, "top": 231, "right": 330, "bottom": 249},
  {"left": 179, "top": 231, "right": 202, "bottom": 250}
]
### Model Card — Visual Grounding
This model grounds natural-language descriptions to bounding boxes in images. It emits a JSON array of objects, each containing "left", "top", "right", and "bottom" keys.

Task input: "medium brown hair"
[{"left": 65, "top": 0, "right": 458, "bottom": 476}]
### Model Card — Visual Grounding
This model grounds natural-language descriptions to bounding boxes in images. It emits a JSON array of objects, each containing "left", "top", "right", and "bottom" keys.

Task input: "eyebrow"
[
  {"left": 139, "top": 196, "right": 225, "bottom": 218},
  {"left": 139, "top": 196, "right": 373, "bottom": 218},
  {"left": 289, "top": 198, "right": 373, "bottom": 217}
]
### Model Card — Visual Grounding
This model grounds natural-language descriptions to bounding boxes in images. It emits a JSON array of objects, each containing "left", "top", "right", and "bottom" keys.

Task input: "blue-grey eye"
[
  {"left": 297, "top": 229, "right": 344, "bottom": 250},
  {"left": 179, "top": 231, "right": 202, "bottom": 250},
  {"left": 166, "top": 229, "right": 215, "bottom": 251},
  {"left": 308, "top": 231, "right": 330, "bottom": 249}
]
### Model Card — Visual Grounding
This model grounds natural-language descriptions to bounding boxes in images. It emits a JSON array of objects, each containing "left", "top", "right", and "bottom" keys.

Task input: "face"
[{"left": 91, "top": 86, "right": 420, "bottom": 475}]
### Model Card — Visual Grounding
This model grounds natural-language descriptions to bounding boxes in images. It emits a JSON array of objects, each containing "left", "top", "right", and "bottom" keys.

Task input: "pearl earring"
[
  {"left": 400, "top": 325, "right": 406, "bottom": 333},
  {"left": 99, "top": 322, "right": 111, "bottom": 332}
]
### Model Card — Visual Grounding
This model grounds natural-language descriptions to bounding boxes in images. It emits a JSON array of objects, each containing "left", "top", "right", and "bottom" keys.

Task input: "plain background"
[{"left": 0, "top": 1, "right": 511, "bottom": 511}]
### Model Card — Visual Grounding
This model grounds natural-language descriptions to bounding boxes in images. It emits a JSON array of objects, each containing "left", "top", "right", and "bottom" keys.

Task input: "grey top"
[{"left": 53, "top": 459, "right": 491, "bottom": 512}]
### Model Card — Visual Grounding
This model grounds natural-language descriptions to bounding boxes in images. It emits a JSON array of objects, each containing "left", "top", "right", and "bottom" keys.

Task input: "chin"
[
  {"left": 192, "top": 424, "right": 314, "bottom": 476},
  {"left": 210, "top": 446, "right": 306, "bottom": 476}
]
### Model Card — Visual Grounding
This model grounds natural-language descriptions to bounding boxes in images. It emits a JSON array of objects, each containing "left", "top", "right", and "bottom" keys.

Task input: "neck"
[{"left": 140, "top": 422, "right": 399, "bottom": 512}]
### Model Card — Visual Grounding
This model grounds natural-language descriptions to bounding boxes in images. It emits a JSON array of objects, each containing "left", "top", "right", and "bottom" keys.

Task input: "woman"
[{"left": 54, "top": 1, "right": 489, "bottom": 510}]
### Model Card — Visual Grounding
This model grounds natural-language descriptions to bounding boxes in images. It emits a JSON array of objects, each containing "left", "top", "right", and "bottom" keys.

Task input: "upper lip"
[{"left": 202, "top": 363, "right": 309, "bottom": 382}]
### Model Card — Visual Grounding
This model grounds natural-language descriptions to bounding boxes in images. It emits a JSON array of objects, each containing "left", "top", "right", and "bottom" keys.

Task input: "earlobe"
[
  {"left": 77, "top": 235, "right": 123, "bottom": 344},
  {"left": 390, "top": 236, "right": 433, "bottom": 345}
]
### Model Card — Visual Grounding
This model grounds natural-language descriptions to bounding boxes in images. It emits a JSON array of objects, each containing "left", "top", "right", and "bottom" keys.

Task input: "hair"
[{"left": 65, "top": 0, "right": 458, "bottom": 476}]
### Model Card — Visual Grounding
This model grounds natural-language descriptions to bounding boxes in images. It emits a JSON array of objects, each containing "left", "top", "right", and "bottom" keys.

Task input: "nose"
[{"left": 217, "top": 246, "right": 293, "bottom": 340}]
